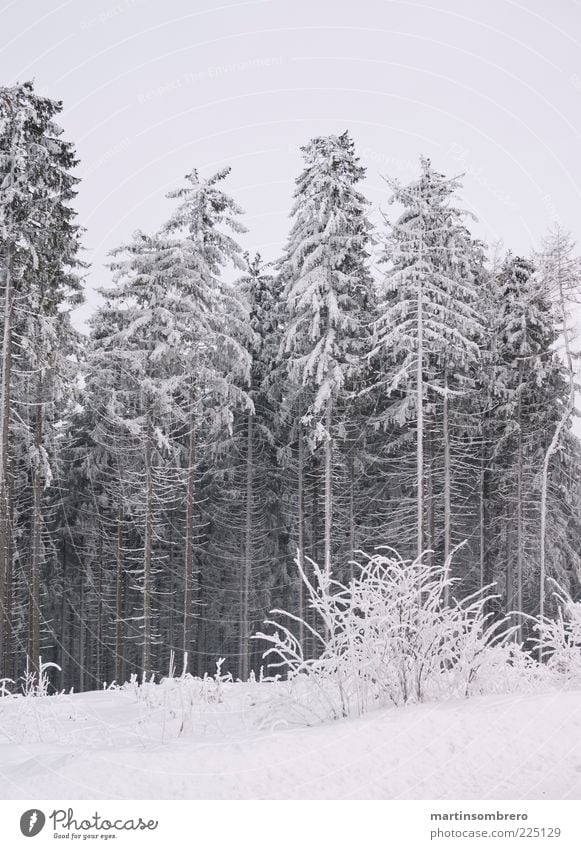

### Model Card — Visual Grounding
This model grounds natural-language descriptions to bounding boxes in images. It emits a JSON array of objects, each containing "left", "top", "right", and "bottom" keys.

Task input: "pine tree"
[
  {"left": 535, "top": 227, "right": 581, "bottom": 638},
  {"left": 373, "top": 157, "right": 482, "bottom": 569},
  {"left": 225, "top": 253, "right": 284, "bottom": 678},
  {"left": 160, "top": 167, "right": 252, "bottom": 672},
  {"left": 0, "top": 81, "right": 83, "bottom": 678},
  {"left": 85, "top": 168, "right": 252, "bottom": 678},
  {"left": 485, "top": 253, "right": 571, "bottom": 631},
  {"left": 278, "top": 131, "right": 375, "bottom": 579}
]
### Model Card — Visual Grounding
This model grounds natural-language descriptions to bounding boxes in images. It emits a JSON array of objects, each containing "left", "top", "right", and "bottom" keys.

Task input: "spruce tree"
[
  {"left": 373, "top": 157, "right": 482, "bottom": 570},
  {"left": 535, "top": 227, "right": 581, "bottom": 635},
  {"left": 485, "top": 254, "right": 571, "bottom": 630},
  {"left": 0, "top": 81, "right": 83, "bottom": 678},
  {"left": 278, "top": 131, "right": 375, "bottom": 579}
]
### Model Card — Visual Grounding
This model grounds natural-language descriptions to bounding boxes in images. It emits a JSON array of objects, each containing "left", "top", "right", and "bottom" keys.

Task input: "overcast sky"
[{"left": 1, "top": 0, "right": 580, "bottom": 327}]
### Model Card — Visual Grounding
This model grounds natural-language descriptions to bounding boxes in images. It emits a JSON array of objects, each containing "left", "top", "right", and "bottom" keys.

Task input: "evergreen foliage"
[{"left": 0, "top": 85, "right": 579, "bottom": 687}]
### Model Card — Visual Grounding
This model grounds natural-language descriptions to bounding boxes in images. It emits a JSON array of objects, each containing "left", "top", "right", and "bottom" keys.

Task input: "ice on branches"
[{"left": 256, "top": 547, "right": 517, "bottom": 721}]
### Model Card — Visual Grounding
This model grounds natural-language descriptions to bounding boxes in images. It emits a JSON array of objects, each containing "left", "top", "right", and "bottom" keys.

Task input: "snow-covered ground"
[{"left": 1, "top": 683, "right": 580, "bottom": 800}]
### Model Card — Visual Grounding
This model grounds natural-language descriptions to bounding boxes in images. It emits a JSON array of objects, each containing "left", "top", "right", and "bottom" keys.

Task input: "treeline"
[{"left": 0, "top": 81, "right": 580, "bottom": 690}]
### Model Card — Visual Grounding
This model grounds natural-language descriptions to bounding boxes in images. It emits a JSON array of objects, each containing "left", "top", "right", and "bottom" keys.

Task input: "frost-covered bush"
[
  {"left": 461, "top": 642, "right": 551, "bottom": 696},
  {"left": 19, "top": 658, "right": 62, "bottom": 697},
  {"left": 0, "top": 659, "right": 81, "bottom": 745},
  {"left": 124, "top": 654, "right": 267, "bottom": 741},
  {"left": 0, "top": 657, "right": 62, "bottom": 699},
  {"left": 256, "top": 548, "right": 524, "bottom": 722},
  {"left": 531, "top": 586, "right": 581, "bottom": 686}
]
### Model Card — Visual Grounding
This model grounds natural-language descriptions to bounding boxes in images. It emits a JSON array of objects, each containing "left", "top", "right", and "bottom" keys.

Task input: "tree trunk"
[
  {"left": 59, "top": 535, "right": 67, "bottom": 689},
  {"left": 239, "top": 410, "right": 253, "bottom": 681},
  {"left": 539, "top": 248, "right": 575, "bottom": 658},
  {"left": 79, "top": 571, "right": 85, "bottom": 692},
  {"left": 29, "top": 380, "right": 43, "bottom": 677},
  {"left": 95, "top": 532, "right": 103, "bottom": 685},
  {"left": 443, "top": 366, "right": 451, "bottom": 604},
  {"left": 425, "top": 426, "right": 434, "bottom": 568},
  {"left": 0, "top": 241, "right": 14, "bottom": 678},
  {"left": 479, "top": 451, "right": 486, "bottom": 591},
  {"left": 143, "top": 409, "right": 154, "bottom": 677},
  {"left": 324, "top": 400, "right": 333, "bottom": 577},
  {"left": 310, "top": 451, "right": 320, "bottom": 657},
  {"left": 68, "top": 569, "right": 76, "bottom": 689},
  {"left": 416, "top": 260, "right": 424, "bottom": 562},
  {"left": 506, "top": 499, "right": 514, "bottom": 630},
  {"left": 3, "top": 473, "right": 13, "bottom": 680},
  {"left": 183, "top": 414, "right": 196, "bottom": 668},
  {"left": 115, "top": 506, "right": 125, "bottom": 684},
  {"left": 166, "top": 508, "right": 175, "bottom": 676},
  {"left": 297, "top": 422, "right": 305, "bottom": 648},
  {"left": 195, "top": 588, "right": 205, "bottom": 678},
  {"left": 348, "top": 448, "right": 355, "bottom": 581},
  {"left": 516, "top": 364, "right": 523, "bottom": 641}
]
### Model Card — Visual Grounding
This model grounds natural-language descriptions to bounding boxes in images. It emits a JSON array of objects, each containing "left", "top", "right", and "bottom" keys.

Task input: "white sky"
[{"left": 0, "top": 0, "right": 580, "bottom": 328}]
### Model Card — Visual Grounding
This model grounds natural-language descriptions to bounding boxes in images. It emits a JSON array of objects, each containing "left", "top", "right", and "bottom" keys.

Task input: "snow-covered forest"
[{"left": 0, "top": 78, "right": 580, "bottom": 699}]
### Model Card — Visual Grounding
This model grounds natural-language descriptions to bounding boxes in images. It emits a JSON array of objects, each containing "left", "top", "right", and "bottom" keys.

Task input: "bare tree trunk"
[
  {"left": 324, "top": 400, "right": 333, "bottom": 577},
  {"left": 311, "top": 451, "right": 320, "bottom": 657},
  {"left": 167, "top": 509, "right": 175, "bottom": 673},
  {"left": 479, "top": 452, "right": 486, "bottom": 591},
  {"left": 59, "top": 535, "right": 67, "bottom": 688},
  {"left": 311, "top": 452, "right": 320, "bottom": 566},
  {"left": 539, "top": 247, "right": 575, "bottom": 658},
  {"left": 425, "top": 427, "right": 434, "bottom": 568},
  {"left": 183, "top": 413, "right": 196, "bottom": 667},
  {"left": 194, "top": 470, "right": 206, "bottom": 680},
  {"left": 79, "top": 572, "right": 85, "bottom": 692},
  {"left": 95, "top": 532, "right": 103, "bottom": 685},
  {"left": 143, "top": 409, "right": 153, "bottom": 677},
  {"left": 348, "top": 449, "right": 355, "bottom": 581},
  {"left": 115, "top": 506, "right": 125, "bottom": 684},
  {"left": 506, "top": 499, "right": 514, "bottom": 629},
  {"left": 297, "top": 423, "right": 305, "bottom": 648},
  {"left": 239, "top": 410, "right": 253, "bottom": 681},
  {"left": 3, "top": 474, "right": 13, "bottom": 680},
  {"left": 68, "top": 570, "right": 76, "bottom": 689},
  {"left": 416, "top": 259, "right": 424, "bottom": 562},
  {"left": 516, "top": 364, "right": 524, "bottom": 641},
  {"left": 0, "top": 242, "right": 14, "bottom": 677},
  {"left": 29, "top": 381, "right": 43, "bottom": 677},
  {"left": 123, "top": 568, "right": 132, "bottom": 677},
  {"left": 443, "top": 366, "right": 451, "bottom": 604},
  {"left": 195, "top": 585, "right": 205, "bottom": 678}
]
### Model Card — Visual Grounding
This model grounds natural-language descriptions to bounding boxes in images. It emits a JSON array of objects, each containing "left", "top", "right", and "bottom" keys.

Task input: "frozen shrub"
[
  {"left": 19, "top": 657, "right": 62, "bottom": 697},
  {"left": 124, "top": 654, "right": 244, "bottom": 741},
  {"left": 256, "top": 547, "right": 522, "bottom": 721},
  {"left": 531, "top": 584, "right": 581, "bottom": 685},
  {"left": 461, "top": 642, "right": 551, "bottom": 696}
]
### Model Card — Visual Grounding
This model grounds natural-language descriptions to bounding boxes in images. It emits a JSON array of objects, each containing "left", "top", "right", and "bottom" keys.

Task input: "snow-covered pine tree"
[
  {"left": 72, "top": 302, "right": 146, "bottom": 688},
  {"left": 373, "top": 157, "right": 481, "bottom": 571},
  {"left": 159, "top": 167, "right": 252, "bottom": 674},
  {"left": 0, "top": 81, "right": 83, "bottom": 679},
  {"left": 278, "top": 131, "right": 375, "bottom": 581},
  {"left": 88, "top": 164, "right": 251, "bottom": 681},
  {"left": 227, "top": 252, "right": 285, "bottom": 679},
  {"left": 535, "top": 227, "right": 581, "bottom": 635},
  {"left": 485, "top": 253, "right": 572, "bottom": 632},
  {"left": 471, "top": 246, "right": 503, "bottom": 598},
  {"left": 103, "top": 231, "right": 177, "bottom": 678}
]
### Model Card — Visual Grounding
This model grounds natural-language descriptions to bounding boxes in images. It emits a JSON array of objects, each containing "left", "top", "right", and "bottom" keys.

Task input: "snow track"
[{"left": 0, "top": 687, "right": 579, "bottom": 799}]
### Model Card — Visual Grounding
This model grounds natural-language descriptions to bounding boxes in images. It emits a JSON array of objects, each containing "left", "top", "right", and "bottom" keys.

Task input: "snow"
[{"left": 1, "top": 685, "right": 580, "bottom": 800}]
